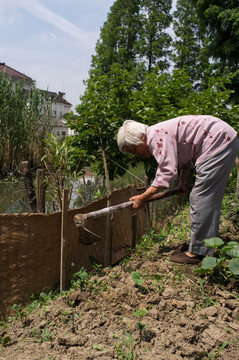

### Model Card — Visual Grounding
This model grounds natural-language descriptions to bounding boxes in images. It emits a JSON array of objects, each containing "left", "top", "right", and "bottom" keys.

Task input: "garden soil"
[{"left": 0, "top": 208, "right": 238, "bottom": 360}]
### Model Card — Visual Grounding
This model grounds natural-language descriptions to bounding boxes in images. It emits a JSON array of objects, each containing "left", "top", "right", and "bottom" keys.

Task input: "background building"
[{"left": 0, "top": 62, "right": 73, "bottom": 137}]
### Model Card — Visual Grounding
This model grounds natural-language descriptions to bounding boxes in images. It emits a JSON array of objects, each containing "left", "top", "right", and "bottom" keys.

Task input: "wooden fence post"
[{"left": 60, "top": 189, "right": 69, "bottom": 292}]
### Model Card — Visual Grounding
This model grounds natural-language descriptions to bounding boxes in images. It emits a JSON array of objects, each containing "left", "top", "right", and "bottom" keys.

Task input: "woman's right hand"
[{"left": 129, "top": 195, "right": 146, "bottom": 209}]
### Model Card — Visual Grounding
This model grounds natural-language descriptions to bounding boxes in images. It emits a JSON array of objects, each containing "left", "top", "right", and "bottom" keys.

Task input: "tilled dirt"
[
  {"left": 0, "top": 241, "right": 238, "bottom": 360},
  {"left": 0, "top": 207, "right": 239, "bottom": 360}
]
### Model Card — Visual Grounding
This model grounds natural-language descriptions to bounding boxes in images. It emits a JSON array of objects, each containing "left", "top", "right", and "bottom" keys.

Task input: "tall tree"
[
  {"left": 90, "top": 0, "right": 141, "bottom": 76},
  {"left": 193, "top": 0, "right": 239, "bottom": 102},
  {"left": 70, "top": 65, "right": 136, "bottom": 181},
  {"left": 137, "top": 0, "right": 172, "bottom": 72},
  {"left": 172, "top": 0, "right": 211, "bottom": 87}
]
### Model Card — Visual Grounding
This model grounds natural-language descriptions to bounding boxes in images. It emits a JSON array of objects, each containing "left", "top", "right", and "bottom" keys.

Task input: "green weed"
[
  {"left": 89, "top": 256, "right": 103, "bottom": 274},
  {"left": 134, "top": 308, "right": 147, "bottom": 342},
  {"left": 115, "top": 332, "right": 138, "bottom": 359},
  {"left": 12, "top": 304, "right": 27, "bottom": 325},
  {"left": 71, "top": 267, "right": 89, "bottom": 290},
  {"left": 0, "top": 334, "right": 11, "bottom": 346},
  {"left": 195, "top": 237, "right": 239, "bottom": 281},
  {"left": 131, "top": 272, "right": 144, "bottom": 287},
  {"left": 31, "top": 327, "right": 53, "bottom": 343},
  {"left": 204, "top": 340, "right": 239, "bottom": 359}
]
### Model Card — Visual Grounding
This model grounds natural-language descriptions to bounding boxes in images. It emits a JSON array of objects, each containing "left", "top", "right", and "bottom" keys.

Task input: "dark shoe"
[
  {"left": 172, "top": 242, "right": 189, "bottom": 255},
  {"left": 170, "top": 252, "right": 204, "bottom": 264}
]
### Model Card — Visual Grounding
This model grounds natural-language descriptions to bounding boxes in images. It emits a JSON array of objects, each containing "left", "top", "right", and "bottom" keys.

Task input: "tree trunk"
[{"left": 21, "top": 161, "right": 37, "bottom": 212}]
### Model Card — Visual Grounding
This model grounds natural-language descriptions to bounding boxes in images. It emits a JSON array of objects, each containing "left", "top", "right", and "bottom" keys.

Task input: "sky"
[{"left": 0, "top": 0, "right": 116, "bottom": 110}]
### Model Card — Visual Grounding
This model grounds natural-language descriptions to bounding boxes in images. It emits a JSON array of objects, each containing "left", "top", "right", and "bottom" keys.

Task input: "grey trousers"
[{"left": 188, "top": 136, "right": 239, "bottom": 256}]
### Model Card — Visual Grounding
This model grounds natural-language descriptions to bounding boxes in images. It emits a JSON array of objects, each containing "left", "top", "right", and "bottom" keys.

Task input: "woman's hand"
[
  {"left": 129, "top": 195, "right": 146, "bottom": 209},
  {"left": 129, "top": 185, "right": 166, "bottom": 210}
]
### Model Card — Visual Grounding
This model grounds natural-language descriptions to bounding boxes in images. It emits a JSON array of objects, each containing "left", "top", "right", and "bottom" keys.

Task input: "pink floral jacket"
[{"left": 147, "top": 115, "right": 237, "bottom": 188}]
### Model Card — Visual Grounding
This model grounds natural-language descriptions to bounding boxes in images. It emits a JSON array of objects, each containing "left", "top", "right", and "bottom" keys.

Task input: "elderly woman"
[{"left": 117, "top": 115, "right": 239, "bottom": 264}]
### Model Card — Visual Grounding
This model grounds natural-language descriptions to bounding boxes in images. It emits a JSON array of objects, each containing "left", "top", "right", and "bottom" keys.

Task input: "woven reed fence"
[{"left": 0, "top": 185, "right": 149, "bottom": 319}]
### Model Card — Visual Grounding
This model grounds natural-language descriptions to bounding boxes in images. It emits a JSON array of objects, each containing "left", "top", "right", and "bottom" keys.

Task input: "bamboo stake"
[
  {"left": 132, "top": 213, "right": 137, "bottom": 249},
  {"left": 60, "top": 189, "right": 68, "bottom": 292},
  {"left": 99, "top": 129, "right": 112, "bottom": 267},
  {"left": 36, "top": 169, "right": 45, "bottom": 213}
]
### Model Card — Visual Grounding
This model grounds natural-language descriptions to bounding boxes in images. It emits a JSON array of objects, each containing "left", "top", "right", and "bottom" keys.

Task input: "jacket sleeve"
[{"left": 148, "top": 132, "right": 179, "bottom": 188}]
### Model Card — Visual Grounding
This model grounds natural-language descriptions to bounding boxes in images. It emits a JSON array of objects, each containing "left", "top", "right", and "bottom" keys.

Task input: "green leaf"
[
  {"left": 89, "top": 256, "right": 100, "bottom": 267},
  {"left": 203, "top": 237, "right": 224, "bottom": 249},
  {"left": 131, "top": 272, "right": 144, "bottom": 286},
  {"left": 2, "top": 336, "right": 11, "bottom": 346},
  {"left": 228, "top": 258, "right": 239, "bottom": 275},
  {"left": 93, "top": 344, "right": 103, "bottom": 351},
  {"left": 225, "top": 245, "right": 239, "bottom": 258},
  {"left": 201, "top": 256, "right": 222, "bottom": 270},
  {"left": 153, "top": 274, "right": 162, "bottom": 281}
]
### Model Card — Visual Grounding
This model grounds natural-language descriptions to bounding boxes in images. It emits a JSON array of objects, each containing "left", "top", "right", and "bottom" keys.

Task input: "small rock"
[
  {"left": 199, "top": 306, "right": 218, "bottom": 317},
  {"left": 148, "top": 293, "right": 160, "bottom": 304},
  {"left": 82, "top": 301, "right": 95, "bottom": 311},
  {"left": 225, "top": 299, "right": 239, "bottom": 310},
  {"left": 216, "top": 289, "right": 234, "bottom": 299},
  {"left": 185, "top": 301, "right": 195, "bottom": 312},
  {"left": 149, "top": 308, "right": 159, "bottom": 320},
  {"left": 58, "top": 334, "right": 85, "bottom": 347},
  {"left": 162, "top": 287, "right": 176, "bottom": 299},
  {"left": 39, "top": 320, "right": 48, "bottom": 328},
  {"left": 232, "top": 308, "right": 239, "bottom": 320},
  {"left": 227, "top": 322, "right": 239, "bottom": 331}
]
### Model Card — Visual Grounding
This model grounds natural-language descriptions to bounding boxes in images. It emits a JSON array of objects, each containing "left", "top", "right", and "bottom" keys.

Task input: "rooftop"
[{"left": 0, "top": 62, "right": 34, "bottom": 82}]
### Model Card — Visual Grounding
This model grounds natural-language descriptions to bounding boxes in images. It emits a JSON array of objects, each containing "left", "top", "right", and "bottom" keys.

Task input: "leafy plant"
[
  {"left": 0, "top": 334, "right": 11, "bottom": 346},
  {"left": 12, "top": 304, "right": 27, "bottom": 325},
  {"left": 41, "top": 328, "right": 53, "bottom": 342},
  {"left": 0, "top": 73, "right": 52, "bottom": 175},
  {"left": 115, "top": 332, "right": 137, "bottom": 360},
  {"left": 151, "top": 274, "right": 164, "bottom": 292},
  {"left": 31, "top": 327, "right": 53, "bottom": 343},
  {"left": 26, "top": 290, "right": 57, "bottom": 313},
  {"left": 134, "top": 308, "right": 147, "bottom": 342},
  {"left": 131, "top": 271, "right": 144, "bottom": 287},
  {"left": 89, "top": 256, "right": 103, "bottom": 274},
  {"left": 42, "top": 133, "right": 83, "bottom": 211},
  {"left": 92, "top": 344, "right": 103, "bottom": 351},
  {"left": 195, "top": 237, "right": 239, "bottom": 280},
  {"left": 71, "top": 267, "right": 89, "bottom": 290}
]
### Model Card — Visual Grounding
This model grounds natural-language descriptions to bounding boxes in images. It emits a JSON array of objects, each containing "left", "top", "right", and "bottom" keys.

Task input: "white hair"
[{"left": 117, "top": 120, "right": 149, "bottom": 154}]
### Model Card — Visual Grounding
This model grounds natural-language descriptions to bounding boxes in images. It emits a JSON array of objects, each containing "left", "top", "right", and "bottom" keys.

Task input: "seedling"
[
  {"left": 0, "top": 334, "right": 11, "bottom": 346},
  {"left": 71, "top": 267, "right": 89, "bottom": 290},
  {"left": 131, "top": 272, "right": 144, "bottom": 286},
  {"left": 89, "top": 256, "right": 103, "bottom": 274},
  {"left": 205, "top": 340, "right": 239, "bottom": 359},
  {"left": 41, "top": 328, "right": 53, "bottom": 342},
  {"left": 115, "top": 332, "right": 137, "bottom": 359},
  {"left": 12, "top": 304, "right": 27, "bottom": 325},
  {"left": 93, "top": 344, "right": 103, "bottom": 351},
  {"left": 31, "top": 327, "right": 53, "bottom": 343},
  {"left": 134, "top": 308, "right": 147, "bottom": 342}
]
